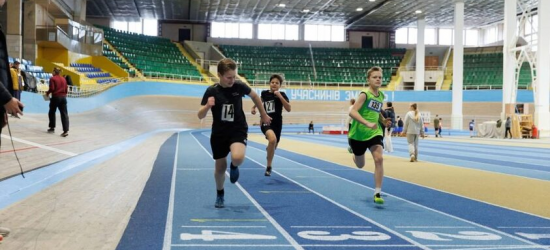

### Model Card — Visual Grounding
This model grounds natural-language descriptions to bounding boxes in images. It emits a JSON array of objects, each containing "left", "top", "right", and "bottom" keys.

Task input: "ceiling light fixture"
[
  {"left": 303, "top": 9, "right": 310, "bottom": 13},
  {"left": 369, "top": 0, "right": 375, "bottom": 2},
  {"left": 415, "top": 10, "right": 422, "bottom": 14},
  {"left": 278, "top": 4, "right": 286, "bottom": 7},
  {"left": 356, "top": 8, "right": 363, "bottom": 11}
]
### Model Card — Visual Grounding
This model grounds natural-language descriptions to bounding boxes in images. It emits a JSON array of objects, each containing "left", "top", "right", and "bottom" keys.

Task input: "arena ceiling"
[{"left": 86, "top": 0, "right": 539, "bottom": 30}]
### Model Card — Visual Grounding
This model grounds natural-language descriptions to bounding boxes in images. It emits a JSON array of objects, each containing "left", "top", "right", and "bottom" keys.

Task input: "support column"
[
  {"left": 452, "top": 0, "right": 464, "bottom": 130},
  {"left": 414, "top": 14, "right": 425, "bottom": 91},
  {"left": 23, "top": 1, "right": 37, "bottom": 62},
  {"left": 502, "top": 0, "right": 517, "bottom": 116},
  {"left": 536, "top": 0, "right": 550, "bottom": 137},
  {"left": 74, "top": 0, "right": 87, "bottom": 22},
  {"left": 6, "top": 0, "right": 23, "bottom": 59}
]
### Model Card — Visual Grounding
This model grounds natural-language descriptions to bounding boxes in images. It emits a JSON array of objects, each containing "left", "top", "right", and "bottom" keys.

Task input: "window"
[
  {"left": 484, "top": 26, "right": 497, "bottom": 44},
  {"left": 465, "top": 29, "right": 478, "bottom": 46},
  {"left": 304, "top": 24, "right": 318, "bottom": 41},
  {"left": 225, "top": 23, "right": 239, "bottom": 38},
  {"left": 424, "top": 28, "right": 436, "bottom": 45},
  {"left": 112, "top": 21, "right": 128, "bottom": 32},
  {"left": 258, "top": 24, "right": 272, "bottom": 39},
  {"left": 305, "top": 24, "right": 345, "bottom": 41},
  {"left": 143, "top": 19, "right": 158, "bottom": 36},
  {"left": 331, "top": 25, "right": 345, "bottom": 41},
  {"left": 128, "top": 21, "right": 142, "bottom": 34},
  {"left": 408, "top": 28, "right": 417, "bottom": 44},
  {"left": 285, "top": 25, "right": 299, "bottom": 40},
  {"left": 318, "top": 25, "right": 331, "bottom": 41},
  {"left": 239, "top": 23, "right": 252, "bottom": 39},
  {"left": 272, "top": 24, "right": 285, "bottom": 40},
  {"left": 211, "top": 22, "right": 252, "bottom": 39},
  {"left": 439, "top": 28, "right": 453, "bottom": 45},
  {"left": 396, "top": 28, "right": 407, "bottom": 44}
]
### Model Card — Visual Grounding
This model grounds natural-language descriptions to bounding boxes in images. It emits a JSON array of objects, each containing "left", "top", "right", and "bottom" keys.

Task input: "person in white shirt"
[{"left": 401, "top": 103, "right": 424, "bottom": 162}]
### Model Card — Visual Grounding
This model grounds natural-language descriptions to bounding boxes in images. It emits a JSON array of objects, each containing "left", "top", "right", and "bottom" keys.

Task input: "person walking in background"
[
  {"left": 308, "top": 121, "right": 314, "bottom": 134},
  {"left": 469, "top": 119, "right": 475, "bottom": 137},
  {"left": 402, "top": 103, "right": 424, "bottom": 162},
  {"left": 397, "top": 116, "right": 403, "bottom": 135},
  {"left": 438, "top": 117, "right": 443, "bottom": 138},
  {"left": 433, "top": 114, "right": 440, "bottom": 138},
  {"left": 348, "top": 66, "right": 391, "bottom": 204},
  {"left": 9, "top": 61, "right": 23, "bottom": 102},
  {"left": 505, "top": 116, "right": 512, "bottom": 139},
  {"left": 46, "top": 67, "right": 70, "bottom": 137},
  {"left": 383, "top": 102, "right": 395, "bottom": 152}
]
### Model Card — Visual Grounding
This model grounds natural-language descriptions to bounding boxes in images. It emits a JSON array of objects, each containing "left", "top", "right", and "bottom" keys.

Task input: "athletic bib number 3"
[
  {"left": 221, "top": 104, "right": 234, "bottom": 122},
  {"left": 367, "top": 99, "right": 383, "bottom": 112},
  {"left": 264, "top": 100, "right": 275, "bottom": 113}
]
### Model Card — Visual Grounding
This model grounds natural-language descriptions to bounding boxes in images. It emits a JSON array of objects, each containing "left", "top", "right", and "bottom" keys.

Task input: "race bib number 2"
[
  {"left": 367, "top": 99, "right": 383, "bottom": 112},
  {"left": 221, "top": 104, "right": 234, "bottom": 122}
]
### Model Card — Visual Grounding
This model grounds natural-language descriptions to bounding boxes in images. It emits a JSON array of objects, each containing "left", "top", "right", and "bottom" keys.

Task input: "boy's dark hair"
[{"left": 270, "top": 74, "right": 283, "bottom": 84}]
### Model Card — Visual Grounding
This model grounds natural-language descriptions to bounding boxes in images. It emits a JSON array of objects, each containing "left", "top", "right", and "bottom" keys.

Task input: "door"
[
  {"left": 362, "top": 36, "right": 374, "bottom": 49},
  {"left": 179, "top": 28, "right": 191, "bottom": 42}
]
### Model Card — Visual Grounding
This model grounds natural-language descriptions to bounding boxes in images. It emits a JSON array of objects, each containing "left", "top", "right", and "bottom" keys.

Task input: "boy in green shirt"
[{"left": 348, "top": 66, "right": 391, "bottom": 204}]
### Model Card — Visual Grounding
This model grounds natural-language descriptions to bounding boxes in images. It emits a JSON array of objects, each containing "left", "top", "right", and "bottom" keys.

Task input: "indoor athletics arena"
[{"left": 0, "top": 0, "right": 549, "bottom": 249}]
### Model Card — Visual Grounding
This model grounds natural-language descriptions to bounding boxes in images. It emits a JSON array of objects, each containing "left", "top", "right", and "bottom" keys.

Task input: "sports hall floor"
[{"left": 0, "top": 95, "right": 549, "bottom": 250}]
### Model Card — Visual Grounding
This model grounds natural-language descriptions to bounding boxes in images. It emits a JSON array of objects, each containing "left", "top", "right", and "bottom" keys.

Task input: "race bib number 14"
[{"left": 221, "top": 104, "right": 235, "bottom": 122}]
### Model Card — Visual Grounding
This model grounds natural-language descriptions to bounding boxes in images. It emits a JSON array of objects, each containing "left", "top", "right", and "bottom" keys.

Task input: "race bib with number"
[
  {"left": 221, "top": 104, "right": 234, "bottom": 122},
  {"left": 264, "top": 100, "right": 275, "bottom": 113},
  {"left": 367, "top": 99, "right": 383, "bottom": 112}
]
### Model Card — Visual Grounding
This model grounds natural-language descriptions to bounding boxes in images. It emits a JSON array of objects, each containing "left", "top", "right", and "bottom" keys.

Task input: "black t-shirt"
[
  {"left": 201, "top": 81, "right": 252, "bottom": 135},
  {"left": 260, "top": 90, "right": 289, "bottom": 126},
  {"left": 384, "top": 108, "right": 396, "bottom": 127}
]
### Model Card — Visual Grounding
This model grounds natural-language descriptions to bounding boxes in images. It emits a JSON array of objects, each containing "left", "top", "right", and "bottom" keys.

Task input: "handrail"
[
  {"left": 141, "top": 71, "right": 206, "bottom": 82},
  {"left": 399, "top": 66, "right": 446, "bottom": 71}
]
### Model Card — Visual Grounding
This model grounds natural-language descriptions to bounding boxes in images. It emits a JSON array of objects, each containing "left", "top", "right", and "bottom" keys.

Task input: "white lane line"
[
  {"left": 191, "top": 133, "right": 304, "bottom": 250},
  {"left": 1, "top": 134, "right": 77, "bottom": 156},
  {"left": 181, "top": 226, "right": 267, "bottom": 228},
  {"left": 395, "top": 226, "right": 476, "bottom": 229},
  {"left": 162, "top": 132, "right": 180, "bottom": 250},
  {"left": 291, "top": 226, "right": 372, "bottom": 229},
  {"left": 244, "top": 155, "right": 431, "bottom": 250},
  {"left": 250, "top": 146, "right": 546, "bottom": 249}
]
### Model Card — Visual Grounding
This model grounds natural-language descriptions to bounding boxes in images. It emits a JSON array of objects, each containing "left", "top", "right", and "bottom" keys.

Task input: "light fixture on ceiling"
[
  {"left": 278, "top": 4, "right": 286, "bottom": 7},
  {"left": 369, "top": 0, "right": 375, "bottom": 2},
  {"left": 356, "top": 8, "right": 363, "bottom": 11},
  {"left": 303, "top": 9, "right": 310, "bottom": 13},
  {"left": 415, "top": 10, "right": 422, "bottom": 14}
]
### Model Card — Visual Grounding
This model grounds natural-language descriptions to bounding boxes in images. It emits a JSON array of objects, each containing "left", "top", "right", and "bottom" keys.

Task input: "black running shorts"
[
  {"left": 210, "top": 131, "right": 248, "bottom": 159},
  {"left": 261, "top": 123, "right": 282, "bottom": 143},
  {"left": 348, "top": 135, "right": 384, "bottom": 156}
]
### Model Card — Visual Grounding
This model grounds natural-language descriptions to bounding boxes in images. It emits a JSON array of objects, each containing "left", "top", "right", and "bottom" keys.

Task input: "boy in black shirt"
[
  {"left": 251, "top": 74, "right": 291, "bottom": 176},
  {"left": 198, "top": 58, "right": 271, "bottom": 208}
]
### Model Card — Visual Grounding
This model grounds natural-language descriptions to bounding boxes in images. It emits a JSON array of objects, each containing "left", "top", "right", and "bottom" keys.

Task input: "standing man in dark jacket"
[
  {"left": 0, "top": 0, "right": 24, "bottom": 240},
  {"left": 46, "top": 67, "right": 69, "bottom": 137}
]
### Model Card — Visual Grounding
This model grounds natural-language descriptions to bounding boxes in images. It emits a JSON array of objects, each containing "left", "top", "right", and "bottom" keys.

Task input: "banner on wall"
[{"left": 252, "top": 88, "right": 389, "bottom": 102}]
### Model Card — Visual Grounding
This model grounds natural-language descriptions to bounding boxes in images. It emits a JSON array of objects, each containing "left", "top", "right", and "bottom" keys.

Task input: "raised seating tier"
[
  {"left": 220, "top": 45, "right": 405, "bottom": 85},
  {"left": 98, "top": 26, "right": 201, "bottom": 79}
]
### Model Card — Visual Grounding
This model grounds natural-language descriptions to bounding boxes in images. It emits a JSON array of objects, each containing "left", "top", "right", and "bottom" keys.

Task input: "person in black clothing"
[
  {"left": 251, "top": 74, "right": 291, "bottom": 176},
  {"left": 397, "top": 116, "right": 404, "bottom": 134},
  {"left": 198, "top": 58, "right": 271, "bottom": 208},
  {"left": 308, "top": 121, "right": 314, "bottom": 133},
  {"left": 0, "top": 0, "right": 24, "bottom": 239}
]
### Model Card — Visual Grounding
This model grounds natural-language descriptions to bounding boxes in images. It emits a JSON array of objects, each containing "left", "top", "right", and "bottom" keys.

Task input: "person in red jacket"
[{"left": 46, "top": 67, "right": 69, "bottom": 137}]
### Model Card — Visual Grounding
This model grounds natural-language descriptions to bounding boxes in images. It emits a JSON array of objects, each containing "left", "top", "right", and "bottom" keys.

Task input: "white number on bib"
[
  {"left": 264, "top": 100, "right": 275, "bottom": 113},
  {"left": 367, "top": 99, "right": 382, "bottom": 112},
  {"left": 221, "top": 104, "right": 234, "bottom": 122}
]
